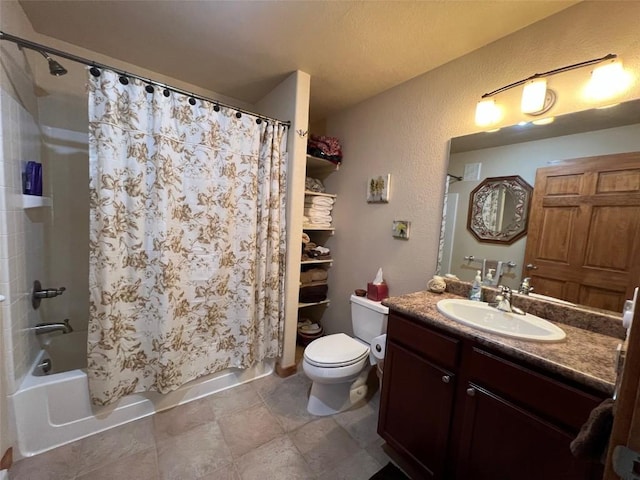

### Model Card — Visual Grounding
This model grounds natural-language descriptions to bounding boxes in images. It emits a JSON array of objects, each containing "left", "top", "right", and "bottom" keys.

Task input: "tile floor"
[{"left": 9, "top": 362, "right": 391, "bottom": 480}]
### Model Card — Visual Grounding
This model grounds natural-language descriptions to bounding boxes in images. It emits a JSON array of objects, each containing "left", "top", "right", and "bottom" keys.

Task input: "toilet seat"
[{"left": 304, "top": 333, "right": 369, "bottom": 368}]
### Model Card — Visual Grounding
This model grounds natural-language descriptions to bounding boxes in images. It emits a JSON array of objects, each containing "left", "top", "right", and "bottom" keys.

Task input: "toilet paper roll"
[{"left": 371, "top": 334, "right": 387, "bottom": 361}]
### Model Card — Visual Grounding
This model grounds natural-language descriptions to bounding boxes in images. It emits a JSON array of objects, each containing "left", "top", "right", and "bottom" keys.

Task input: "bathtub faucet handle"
[
  {"left": 32, "top": 280, "right": 66, "bottom": 309},
  {"left": 34, "top": 286, "right": 66, "bottom": 299}
]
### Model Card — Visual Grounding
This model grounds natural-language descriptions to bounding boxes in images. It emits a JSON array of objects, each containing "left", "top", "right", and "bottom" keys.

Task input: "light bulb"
[
  {"left": 475, "top": 99, "right": 500, "bottom": 127},
  {"left": 585, "top": 59, "right": 631, "bottom": 101},
  {"left": 521, "top": 79, "right": 548, "bottom": 114}
]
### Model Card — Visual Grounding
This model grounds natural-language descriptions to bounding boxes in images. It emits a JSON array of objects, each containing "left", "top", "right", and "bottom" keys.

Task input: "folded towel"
[
  {"left": 301, "top": 233, "right": 310, "bottom": 244},
  {"left": 304, "top": 206, "right": 333, "bottom": 216},
  {"left": 299, "top": 284, "right": 328, "bottom": 303},
  {"left": 304, "top": 222, "right": 332, "bottom": 229},
  {"left": 304, "top": 196, "right": 334, "bottom": 207},
  {"left": 308, "top": 216, "right": 333, "bottom": 226},
  {"left": 570, "top": 398, "right": 614, "bottom": 461},
  {"left": 304, "top": 210, "right": 332, "bottom": 218},
  {"left": 300, "top": 268, "right": 329, "bottom": 285},
  {"left": 307, "top": 220, "right": 332, "bottom": 227},
  {"left": 305, "top": 177, "right": 325, "bottom": 193},
  {"left": 304, "top": 204, "right": 333, "bottom": 214}
]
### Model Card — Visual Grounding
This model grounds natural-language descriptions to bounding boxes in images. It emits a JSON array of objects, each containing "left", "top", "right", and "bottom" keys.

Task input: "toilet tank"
[{"left": 350, "top": 294, "right": 389, "bottom": 344}]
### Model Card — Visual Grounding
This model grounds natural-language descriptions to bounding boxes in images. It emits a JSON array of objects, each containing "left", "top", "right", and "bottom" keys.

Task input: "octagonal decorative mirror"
[{"left": 467, "top": 175, "right": 533, "bottom": 244}]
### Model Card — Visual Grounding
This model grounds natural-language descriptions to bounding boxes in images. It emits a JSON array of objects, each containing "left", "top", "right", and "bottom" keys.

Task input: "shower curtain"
[{"left": 87, "top": 69, "right": 287, "bottom": 406}]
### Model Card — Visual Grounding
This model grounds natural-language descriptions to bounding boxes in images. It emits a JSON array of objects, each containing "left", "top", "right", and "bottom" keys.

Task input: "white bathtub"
[{"left": 10, "top": 331, "right": 274, "bottom": 459}]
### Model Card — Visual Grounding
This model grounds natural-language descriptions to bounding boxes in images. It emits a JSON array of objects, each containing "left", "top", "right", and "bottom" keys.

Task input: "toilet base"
[{"left": 306, "top": 369, "right": 369, "bottom": 416}]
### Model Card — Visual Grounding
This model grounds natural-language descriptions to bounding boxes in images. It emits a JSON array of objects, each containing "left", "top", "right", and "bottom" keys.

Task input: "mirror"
[
  {"left": 467, "top": 175, "right": 532, "bottom": 244},
  {"left": 439, "top": 98, "right": 640, "bottom": 313}
]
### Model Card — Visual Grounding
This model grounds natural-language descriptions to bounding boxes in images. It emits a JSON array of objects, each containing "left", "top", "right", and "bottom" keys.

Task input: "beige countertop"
[{"left": 383, "top": 290, "right": 622, "bottom": 395}]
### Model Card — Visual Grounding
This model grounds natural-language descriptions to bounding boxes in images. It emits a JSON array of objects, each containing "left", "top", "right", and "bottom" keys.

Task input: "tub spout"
[{"left": 34, "top": 319, "right": 73, "bottom": 335}]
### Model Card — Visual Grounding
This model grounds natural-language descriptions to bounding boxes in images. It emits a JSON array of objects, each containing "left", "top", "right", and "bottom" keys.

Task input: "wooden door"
[
  {"left": 457, "top": 383, "right": 601, "bottom": 480},
  {"left": 523, "top": 152, "right": 640, "bottom": 311},
  {"left": 378, "top": 341, "right": 456, "bottom": 479}
]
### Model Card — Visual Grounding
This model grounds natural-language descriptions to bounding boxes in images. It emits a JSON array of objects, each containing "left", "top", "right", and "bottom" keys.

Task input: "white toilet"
[{"left": 302, "top": 294, "right": 389, "bottom": 416}]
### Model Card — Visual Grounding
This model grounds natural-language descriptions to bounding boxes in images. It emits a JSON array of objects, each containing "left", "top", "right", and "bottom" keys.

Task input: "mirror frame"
[{"left": 466, "top": 175, "right": 533, "bottom": 245}]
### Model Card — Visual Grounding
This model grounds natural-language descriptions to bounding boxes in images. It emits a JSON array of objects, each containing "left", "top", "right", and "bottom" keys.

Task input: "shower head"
[{"left": 39, "top": 50, "right": 67, "bottom": 76}]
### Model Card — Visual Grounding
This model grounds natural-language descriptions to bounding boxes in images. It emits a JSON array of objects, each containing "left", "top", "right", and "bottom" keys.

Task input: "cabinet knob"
[
  {"left": 526, "top": 263, "right": 539, "bottom": 270},
  {"left": 441, "top": 375, "right": 451, "bottom": 384},
  {"left": 466, "top": 387, "right": 476, "bottom": 397}
]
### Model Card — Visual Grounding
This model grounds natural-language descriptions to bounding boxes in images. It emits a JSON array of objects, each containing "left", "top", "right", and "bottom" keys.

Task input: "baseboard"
[{"left": 275, "top": 361, "right": 297, "bottom": 378}]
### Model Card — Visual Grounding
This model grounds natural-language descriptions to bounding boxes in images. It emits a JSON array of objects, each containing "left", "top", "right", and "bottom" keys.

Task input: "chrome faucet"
[
  {"left": 34, "top": 319, "right": 73, "bottom": 335},
  {"left": 31, "top": 280, "right": 66, "bottom": 309},
  {"left": 518, "top": 277, "right": 534, "bottom": 295},
  {"left": 33, "top": 287, "right": 66, "bottom": 299},
  {"left": 493, "top": 286, "right": 525, "bottom": 315}
]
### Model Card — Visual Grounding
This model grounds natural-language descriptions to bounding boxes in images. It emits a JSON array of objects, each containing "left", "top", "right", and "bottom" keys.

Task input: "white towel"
[
  {"left": 304, "top": 196, "right": 334, "bottom": 207},
  {"left": 304, "top": 208, "right": 333, "bottom": 218},
  {"left": 304, "top": 202, "right": 333, "bottom": 211}
]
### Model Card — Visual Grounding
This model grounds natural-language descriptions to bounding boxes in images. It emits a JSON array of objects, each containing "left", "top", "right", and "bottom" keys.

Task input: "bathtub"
[{"left": 10, "top": 331, "right": 274, "bottom": 459}]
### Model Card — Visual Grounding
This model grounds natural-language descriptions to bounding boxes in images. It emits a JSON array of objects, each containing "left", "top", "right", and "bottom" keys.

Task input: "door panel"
[
  {"left": 595, "top": 169, "right": 640, "bottom": 193},
  {"left": 544, "top": 173, "right": 584, "bottom": 195},
  {"left": 584, "top": 206, "right": 640, "bottom": 270},
  {"left": 378, "top": 341, "right": 456, "bottom": 479},
  {"left": 457, "top": 384, "right": 599, "bottom": 480},
  {"left": 537, "top": 207, "right": 577, "bottom": 262},
  {"left": 524, "top": 152, "right": 640, "bottom": 311}
]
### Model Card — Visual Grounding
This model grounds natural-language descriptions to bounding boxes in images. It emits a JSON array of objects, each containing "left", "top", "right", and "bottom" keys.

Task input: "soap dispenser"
[
  {"left": 469, "top": 270, "right": 482, "bottom": 301},
  {"left": 483, "top": 268, "right": 495, "bottom": 286}
]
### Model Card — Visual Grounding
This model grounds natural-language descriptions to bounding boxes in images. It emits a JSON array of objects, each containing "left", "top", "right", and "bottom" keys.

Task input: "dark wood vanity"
[{"left": 379, "top": 290, "right": 622, "bottom": 480}]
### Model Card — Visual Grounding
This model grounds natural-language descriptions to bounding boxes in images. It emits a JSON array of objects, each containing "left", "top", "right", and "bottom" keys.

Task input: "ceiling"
[{"left": 18, "top": 1, "right": 578, "bottom": 122}]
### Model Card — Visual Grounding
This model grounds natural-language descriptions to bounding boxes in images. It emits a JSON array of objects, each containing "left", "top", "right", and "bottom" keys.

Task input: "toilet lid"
[{"left": 304, "top": 333, "right": 369, "bottom": 367}]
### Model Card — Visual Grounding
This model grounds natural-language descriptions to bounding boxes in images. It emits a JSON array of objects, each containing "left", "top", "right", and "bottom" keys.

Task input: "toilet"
[{"left": 302, "top": 294, "right": 389, "bottom": 416}]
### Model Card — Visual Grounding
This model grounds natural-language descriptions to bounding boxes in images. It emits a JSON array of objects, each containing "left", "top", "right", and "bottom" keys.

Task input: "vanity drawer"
[
  {"left": 468, "top": 347, "right": 604, "bottom": 431},
  {"left": 387, "top": 313, "right": 460, "bottom": 370}
]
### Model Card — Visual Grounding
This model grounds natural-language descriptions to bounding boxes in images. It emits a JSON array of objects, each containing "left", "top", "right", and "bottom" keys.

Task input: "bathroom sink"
[{"left": 436, "top": 298, "right": 566, "bottom": 342}]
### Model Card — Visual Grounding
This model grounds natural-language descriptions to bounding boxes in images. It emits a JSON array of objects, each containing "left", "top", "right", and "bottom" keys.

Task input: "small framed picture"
[
  {"left": 392, "top": 220, "right": 411, "bottom": 239},
  {"left": 367, "top": 174, "right": 390, "bottom": 203}
]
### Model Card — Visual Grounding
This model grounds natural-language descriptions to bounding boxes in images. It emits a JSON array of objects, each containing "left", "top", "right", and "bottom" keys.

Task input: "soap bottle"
[
  {"left": 482, "top": 268, "right": 495, "bottom": 286},
  {"left": 469, "top": 270, "right": 482, "bottom": 301}
]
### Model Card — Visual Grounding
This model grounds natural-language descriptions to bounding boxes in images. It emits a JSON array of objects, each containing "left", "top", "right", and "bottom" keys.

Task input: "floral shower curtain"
[{"left": 87, "top": 68, "right": 287, "bottom": 406}]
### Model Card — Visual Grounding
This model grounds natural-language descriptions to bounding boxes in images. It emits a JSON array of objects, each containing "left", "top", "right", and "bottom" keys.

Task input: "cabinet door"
[
  {"left": 457, "top": 383, "right": 601, "bottom": 480},
  {"left": 378, "top": 341, "right": 456, "bottom": 479}
]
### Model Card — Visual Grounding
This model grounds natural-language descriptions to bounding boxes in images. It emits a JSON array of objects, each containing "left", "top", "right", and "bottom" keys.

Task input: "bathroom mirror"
[
  {"left": 467, "top": 175, "right": 532, "bottom": 244},
  {"left": 439, "top": 97, "right": 640, "bottom": 313}
]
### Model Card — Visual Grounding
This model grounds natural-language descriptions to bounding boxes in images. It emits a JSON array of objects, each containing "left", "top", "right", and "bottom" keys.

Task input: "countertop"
[{"left": 383, "top": 290, "right": 622, "bottom": 395}]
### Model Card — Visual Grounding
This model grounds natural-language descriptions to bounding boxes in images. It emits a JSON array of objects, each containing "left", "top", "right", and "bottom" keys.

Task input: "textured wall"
[{"left": 323, "top": 2, "right": 640, "bottom": 335}]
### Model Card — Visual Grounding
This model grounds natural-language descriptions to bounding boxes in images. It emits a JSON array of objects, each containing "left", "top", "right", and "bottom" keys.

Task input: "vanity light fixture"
[
  {"left": 474, "top": 53, "right": 626, "bottom": 127},
  {"left": 584, "top": 57, "right": 631, "bottom": 101},
  {"left": 474, "top": 98, "right": 501, "bottom": 127},
  {"left": 521, "top": 78, "right": 555, "bottom": 115}
]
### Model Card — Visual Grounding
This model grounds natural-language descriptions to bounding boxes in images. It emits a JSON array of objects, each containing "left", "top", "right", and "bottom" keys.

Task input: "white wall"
[
  {"left": 255, "top": 71, "right": 311, "bottom": 370},
  {"left": 323, "top": 2, "right": 640, "bottom": 335}
]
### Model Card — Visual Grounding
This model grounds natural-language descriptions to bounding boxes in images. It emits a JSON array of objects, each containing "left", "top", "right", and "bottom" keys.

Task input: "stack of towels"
[{"left": 304, "top": 194, "right": 335, "bottom": 228}]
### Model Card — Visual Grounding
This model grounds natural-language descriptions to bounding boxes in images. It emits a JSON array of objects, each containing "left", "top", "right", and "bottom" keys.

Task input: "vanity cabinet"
[
  {"left": 379, "top": 314, "right": 460, "bottom": 478},
  {"left": 379, "top": 312, "right": 605, "bottom": 480}
]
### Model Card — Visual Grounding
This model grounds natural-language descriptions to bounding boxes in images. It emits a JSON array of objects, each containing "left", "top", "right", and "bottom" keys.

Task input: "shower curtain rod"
[{"left": 0, "top": 31, "right": 291, "bottom": 127}]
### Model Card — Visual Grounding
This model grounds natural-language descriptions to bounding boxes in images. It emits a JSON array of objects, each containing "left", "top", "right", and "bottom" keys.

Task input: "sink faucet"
[
  {"left": 33, "top": 319, "right": 73, "bottom": 335},
  {"left": 518, "top": 277, "right": 534, "bottom": 295},
  {"left": 493, "top": 286, "right": 525, "bottom": 315}
]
